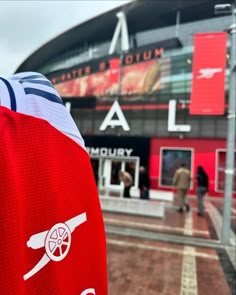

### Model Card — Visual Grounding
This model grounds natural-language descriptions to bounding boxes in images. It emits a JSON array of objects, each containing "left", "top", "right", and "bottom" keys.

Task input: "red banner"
[
  {"left": 190, "top": 32, "right": 227, "bottom": 115},
  {"left": 109, "top": 58, "right": 120, "bottom": 84}
]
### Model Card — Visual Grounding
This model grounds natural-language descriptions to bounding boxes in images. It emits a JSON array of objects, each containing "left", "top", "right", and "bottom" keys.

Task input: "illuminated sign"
[{"left": 49, "top": 47, "right": 164, "bottom": 85}]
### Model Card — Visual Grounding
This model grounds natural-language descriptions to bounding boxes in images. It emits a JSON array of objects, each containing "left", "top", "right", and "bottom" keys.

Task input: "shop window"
[
  {"left": 110, "top": 161, "right": 122, "bottom": 185},
  {"left": 160, "top": 148, "right": 193, "bottom": 187},
  {"left": 216, "top": 150, "right": 236, "bottom": 192}
]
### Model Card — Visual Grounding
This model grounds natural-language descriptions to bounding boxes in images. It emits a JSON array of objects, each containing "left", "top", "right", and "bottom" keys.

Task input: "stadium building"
[{"left": 16, "top": 0, "right": 236, "bottom": 198}]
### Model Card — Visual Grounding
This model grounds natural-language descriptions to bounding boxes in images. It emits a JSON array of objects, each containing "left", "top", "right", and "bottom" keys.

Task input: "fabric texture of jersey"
[
  {"left": 0, "top": 72, "right": 84, "bottom": 147},
  {"left": 0, "top": 72, "right": 107, "bottom": 294}
]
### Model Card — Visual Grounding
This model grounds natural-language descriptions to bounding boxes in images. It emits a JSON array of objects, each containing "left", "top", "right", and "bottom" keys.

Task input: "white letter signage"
[
  {"left": 168, "top": 100, "right": 191, "bottom": 132},
  {"left": 99, "top": 101, "right": 130, "bottom": 131}
]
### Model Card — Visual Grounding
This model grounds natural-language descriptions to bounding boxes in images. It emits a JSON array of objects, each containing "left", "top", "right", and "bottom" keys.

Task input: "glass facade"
[
  {"left": 39, "top": 14, "right": 231, "bottom": 76},
  {"left": 27, "top": 7, "right": 235, "bottom": 198},
  {"left": 37, "top": 14, "right": 232, "bottom": 139}
]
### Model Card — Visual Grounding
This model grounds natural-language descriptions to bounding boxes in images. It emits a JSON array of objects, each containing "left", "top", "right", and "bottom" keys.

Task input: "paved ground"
[{"left": 102, "top": 196, "right": 236, "bottom": 295}]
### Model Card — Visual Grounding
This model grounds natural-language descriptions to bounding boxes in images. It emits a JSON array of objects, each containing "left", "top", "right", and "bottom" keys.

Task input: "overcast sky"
[{"left": 0, "top": 0, "right": 130, "bottom": 77}]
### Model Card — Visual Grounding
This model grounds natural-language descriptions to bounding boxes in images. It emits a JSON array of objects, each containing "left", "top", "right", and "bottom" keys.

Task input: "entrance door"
[{"left": 90, "top": 156, "right": 140, "bottom": 196}]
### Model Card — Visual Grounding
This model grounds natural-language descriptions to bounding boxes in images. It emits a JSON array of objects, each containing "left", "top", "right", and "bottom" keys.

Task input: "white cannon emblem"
[
  {"left": 24, "top": 212, "right": 87, "bottom": 280},
  {"left": 197, "top": 68, "right": 222, "bottom": 79}
]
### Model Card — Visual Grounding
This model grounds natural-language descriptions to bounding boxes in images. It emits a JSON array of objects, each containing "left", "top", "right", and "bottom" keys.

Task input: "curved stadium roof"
[{"left": 15, "top": 0, "right": 234, "bottom": 73}]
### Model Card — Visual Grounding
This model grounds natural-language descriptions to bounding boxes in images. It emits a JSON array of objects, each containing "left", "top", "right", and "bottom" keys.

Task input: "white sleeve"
[{"left": 0, "top": 72, "right": 85, "bottom": 149}]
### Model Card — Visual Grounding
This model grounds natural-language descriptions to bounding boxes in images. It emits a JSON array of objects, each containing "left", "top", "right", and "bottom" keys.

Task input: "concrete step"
[
  {"left": 105, "top": 224, "right": 224, "bottom": 250},
  {"left": 99, "top": 196, "right": 165, "bottom": 218}
]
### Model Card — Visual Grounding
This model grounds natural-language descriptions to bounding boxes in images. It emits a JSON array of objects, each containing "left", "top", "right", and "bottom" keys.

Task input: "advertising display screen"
[
  {"left": 54, "top": 59, "right": 168, "bottom": 98},
  {"left": 160, "top": 148, "right": 192, "bottom": 187},
  {"left": 48, "top": 41, "right": 173, "bottom": 108}
]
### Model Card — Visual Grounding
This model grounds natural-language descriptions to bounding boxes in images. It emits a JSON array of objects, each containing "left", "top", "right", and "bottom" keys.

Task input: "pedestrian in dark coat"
[
  {"left": 139, "top": 166, "right": 150, "bottom": 200},
  {"left": 196, "top": 166, "right": 209, "bottom": 216}
]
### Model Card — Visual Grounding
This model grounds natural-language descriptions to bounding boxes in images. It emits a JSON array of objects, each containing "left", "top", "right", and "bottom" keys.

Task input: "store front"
[
  {"left": 90, "top": 156, "right": 139, "bottom": 195},
  {"left": 84, "top": 136, "right": 150, "bottom": 196}
]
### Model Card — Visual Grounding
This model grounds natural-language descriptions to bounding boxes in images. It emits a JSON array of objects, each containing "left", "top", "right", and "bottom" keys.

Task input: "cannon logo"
[
  {"left": 80, "top": 289, "right": 96, "bottom": 295},
  {"left": 197, "top": 68, "right": 222, "bottom": 79},
  {"left": 24, "top": 213, "right": 87, "bottom": 280}
]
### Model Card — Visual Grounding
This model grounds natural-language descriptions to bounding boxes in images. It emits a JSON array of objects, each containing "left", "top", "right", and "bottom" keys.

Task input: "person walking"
[
  {"left": 173, "top": 163, "right": 191, "bottom": 213},
  {"left": 196, "top": 166, "right": 209, "bottom": 216},
  {"left": 119, "top": 170, "right": 133, "bottom": 198},
  {"left": 139, "top": 166, "right": 150, "bottom": 200}
]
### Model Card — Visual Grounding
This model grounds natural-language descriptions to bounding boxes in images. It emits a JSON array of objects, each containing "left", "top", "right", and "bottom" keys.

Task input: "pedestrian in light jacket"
[
  {"left": 119, "top": 170, "right": 133, "bottom": 198},
  {"left": 173, "top": 163, "right": 191, "bottom": 213}
]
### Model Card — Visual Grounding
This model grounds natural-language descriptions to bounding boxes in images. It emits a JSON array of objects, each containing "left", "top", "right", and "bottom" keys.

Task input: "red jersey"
[{"left": 0, "top": 73, "right": 107, "bottom": 295}]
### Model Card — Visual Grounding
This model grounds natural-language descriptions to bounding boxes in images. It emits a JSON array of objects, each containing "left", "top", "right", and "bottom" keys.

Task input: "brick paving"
[
  {"left": 196, "top": 257, "right": 232, "bottom": 295},
  {"left": 104, "top": 196, "right": 235, "bottom": 295},
  {"left": 107, "top": 234, "right": 231, "bottom": 295},
  {"left": 107, "top": 236, "right": 183, "bottom": 295},
  {"left": 211, "top": 200, "right": 236, "bottom": 234},
  {"left": 104, "top": 207, "right": 210, "bottom": 240}
]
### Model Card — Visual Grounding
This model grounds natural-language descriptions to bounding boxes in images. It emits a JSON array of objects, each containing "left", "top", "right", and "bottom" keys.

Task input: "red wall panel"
[{"left": 149, "top": 138, "right": 235, "bottom": 198}]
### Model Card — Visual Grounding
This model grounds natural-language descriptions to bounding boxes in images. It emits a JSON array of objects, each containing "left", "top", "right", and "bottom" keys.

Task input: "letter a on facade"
[{"left": 99, "top": 101, "right": 130, "bottom": 131}]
